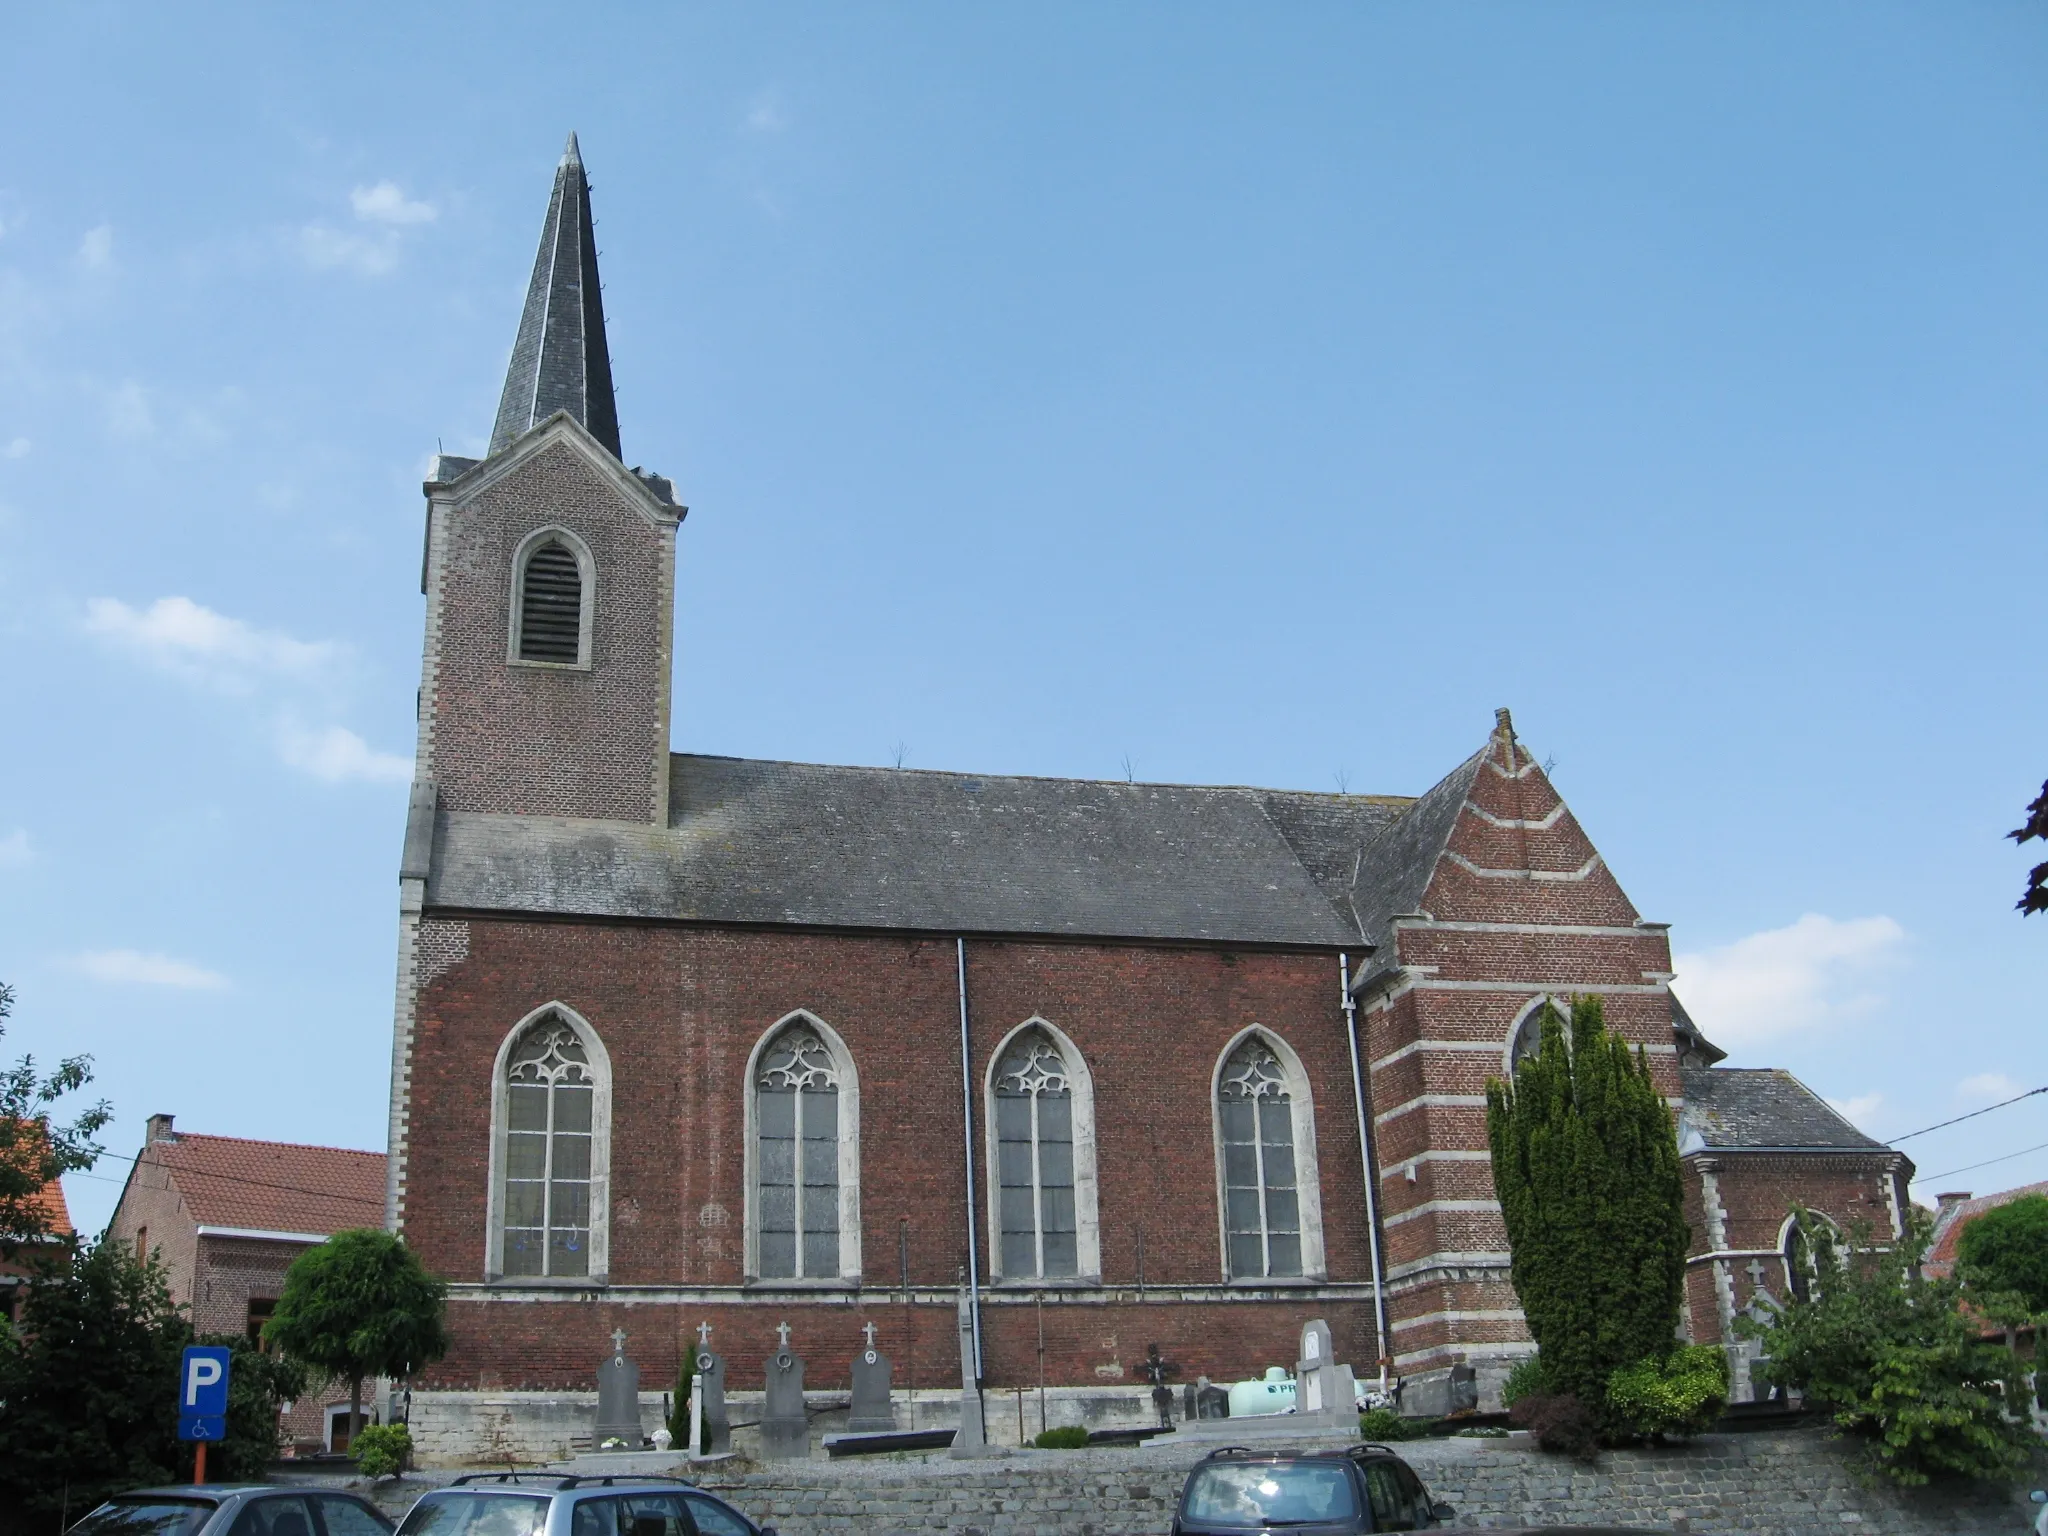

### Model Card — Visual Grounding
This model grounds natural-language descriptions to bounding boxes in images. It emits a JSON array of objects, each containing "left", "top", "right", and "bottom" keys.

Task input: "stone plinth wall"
[{"left": 688, "top": 1431, "right": 2041, "bottom": 1536}]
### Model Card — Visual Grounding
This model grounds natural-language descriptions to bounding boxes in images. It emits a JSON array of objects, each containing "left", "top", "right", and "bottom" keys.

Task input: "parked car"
[
  {"left": 1172, "top": 1446, "right": 1662, "bottom": 1535},
  {"left": 395, "top": 1473, "right": 775, "bottom": 1536},
  {"left": 66, "top": 1486, "right": 394, "bottom": 1536}
]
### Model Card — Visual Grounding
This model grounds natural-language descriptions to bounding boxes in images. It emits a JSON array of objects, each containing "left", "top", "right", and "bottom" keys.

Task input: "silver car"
[
  {"left": 65, "top": 1485, "right": 394, "bottom": 1536},
  {"left": 396, "top": 1474, "right": 776, "bottom": 1536}
]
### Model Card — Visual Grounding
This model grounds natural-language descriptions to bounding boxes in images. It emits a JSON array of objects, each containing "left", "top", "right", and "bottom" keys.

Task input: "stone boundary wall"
[{"left": 687, "top": 1431, "right": 2043, "bottom": 1536}]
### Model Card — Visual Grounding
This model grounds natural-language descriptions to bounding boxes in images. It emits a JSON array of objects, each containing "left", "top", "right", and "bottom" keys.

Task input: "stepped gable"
[
  {"left": 429, "top": 754, "right": 1403, "bottom": 947},
  {"left": 1677, "top": 1065, "right": 1884, "bottom": 1153}
]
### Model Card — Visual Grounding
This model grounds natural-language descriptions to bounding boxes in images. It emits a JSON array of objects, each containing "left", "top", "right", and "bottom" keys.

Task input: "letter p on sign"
[{"left": 180, "top": 1345, "right": 232, "bottom": 1415}]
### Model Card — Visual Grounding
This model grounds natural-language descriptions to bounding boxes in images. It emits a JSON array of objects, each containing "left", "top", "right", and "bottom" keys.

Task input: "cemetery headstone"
[
  {"left": 1142, "top": 1343, "right": 1180, "bottom": 1429},
  {"left": 760, "top": 1322, "right": 809, "bottom": 1460},
  {"left": 948, "top": 1276, "right": 995, "bottom": 1458},
  {"left": 1293, "top": 1318, "right": 1356, "bottom": 1428},
  {"left": 696, "top": 1322, "right": 732, "bottom": 1457},
  {"left": 1183, "top": 1375, "right": 1230, "bottom": 1420},
  {"left": 594, "top": 1328, "right": 645, "bottom": 1449},
  {"left": 849, "top": 1321, "right": 896, "bottom": 1433}
]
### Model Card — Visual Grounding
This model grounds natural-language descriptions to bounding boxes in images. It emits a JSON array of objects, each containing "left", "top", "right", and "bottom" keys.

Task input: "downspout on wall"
[
  {"left": 1342, "top": 952, "right": 1392, "bottom": 1393},
  {"left": 957, "top": 937, "right": 983, "bottom": 1377}
]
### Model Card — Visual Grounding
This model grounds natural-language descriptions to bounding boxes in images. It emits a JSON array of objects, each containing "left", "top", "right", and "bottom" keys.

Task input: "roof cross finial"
[{"left": 611, "top": 1327, "right": 627, "bottom": 1357}]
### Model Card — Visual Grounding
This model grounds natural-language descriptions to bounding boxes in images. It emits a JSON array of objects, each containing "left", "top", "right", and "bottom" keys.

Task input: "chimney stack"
[{"left": 144, "top": 1113, "right": 177, "bottom": 1144}]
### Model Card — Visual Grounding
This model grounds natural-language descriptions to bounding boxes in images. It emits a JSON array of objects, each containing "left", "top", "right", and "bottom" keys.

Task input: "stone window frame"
[
  {"left": 742, "top": 1010, "right": 863, "bottom": 1287},
  {"left": 1210, "top": 1025, "right": 1327, "bottom": 1284},
  {"left": 982, "top": 1016, "right": 1102, "bottom": 1287},
  {"left": 507, "top": 524, "right": 596, "bottom": 671},
  {"left": 482, "top": 1002, "right": 613, "bottom": 1284},
  {"left": 1777, "top": 1210, "right": 1836, "bottom": 1302},
  {"left": 1502, "top": 993, "right": 1568, "bottom": 1078}
]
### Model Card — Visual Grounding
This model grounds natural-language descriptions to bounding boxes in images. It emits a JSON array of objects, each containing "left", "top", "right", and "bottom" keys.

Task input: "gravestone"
[
  {"left": 848, "top": 1321, "right": 896, "bottom": 1433},
  {"left": 948, "top": 1277, "right": 996, "bottom": 1458},
  {"left": 1183, "top": 1375, "right": 1230, "bottom": 1421},
  {"left": 760, "top": 1322, "right": 809, "bottom": 1459},
  {"left": 1293, "top": 1318, "right": 1357, "bottom": 1428},
  {"left": 695, "top": 1324, "right": 732, "bottom": 1457},
  {"left": 1142, "top": 1343, "right": 1180, "bottom": 1429},
  {"left": 594, "top": 1328, "right": 645, "bottom": 1449}
]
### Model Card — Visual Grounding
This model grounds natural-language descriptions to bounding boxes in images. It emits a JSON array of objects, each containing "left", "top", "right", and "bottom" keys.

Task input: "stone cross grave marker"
[
  {"left": 695, "top": 1338, "right": 731, "bottom": 1457},
  {"left": 594, "top": 1329, "right": 644, "bottom": 1449},
  {"left": 760, "top": 1323, "right": 809, "bottom": 1460},
  {"left": 1293, "top": 1319, "right": 1356, "bottom": 1427},
  {"left": 849, "top": 1323, "right": 896, "bottom": 1433}
]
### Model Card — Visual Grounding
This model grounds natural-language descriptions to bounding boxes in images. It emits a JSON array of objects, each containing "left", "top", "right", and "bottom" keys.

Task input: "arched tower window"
[
  {"left": 512, "top": 531, "right": 589, "bottom": 665},
  {"left": 747, "top": 1014, "right": 862, "bottom": 1283},
  {"left": 1506, "top": 996, "right": 1565, "bottom": 1077},
  {"left": 486, "top": 1005, "right": 612, "bottom": 1281},
  {"left": 1784, "top": 1217, "right": 1815, "bottom": 1303},
  {"left": 1213, "top": 1029, "right": 1326, "bottom": 1281},
  {"left": 985, "top": 1020, "right": 1100, "bottom": 1283}
]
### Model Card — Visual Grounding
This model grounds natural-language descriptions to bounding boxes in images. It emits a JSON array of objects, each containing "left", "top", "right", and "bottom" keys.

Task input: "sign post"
[{"left": 178, "top": 1345, "right": 232, "bottom": 1484}]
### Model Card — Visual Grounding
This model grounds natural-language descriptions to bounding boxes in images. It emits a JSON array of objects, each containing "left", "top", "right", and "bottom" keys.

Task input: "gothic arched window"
[
  {"left": 748, "top": 1015, "right": 861, "bottom": 1283},
  {"left": 1784, "top": 1217, "right": 1815, "bottom": 1303},
  {"left": 1214, "top": 1029, "right": 1326, "bottom": 1282},
  {"left": 993, "top": 1028, "right": 1075, "bottom": 1278},
  {"left": 487, "top": 1005, "right": 612, "bottom": 1281},
  {"left": 513, "top": 530, "right": 589, "bottom": 665}
]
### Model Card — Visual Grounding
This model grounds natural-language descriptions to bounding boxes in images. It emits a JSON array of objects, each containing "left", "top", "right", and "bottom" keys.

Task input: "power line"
[
  {"left": 1889, "top": 1085, "right": 2048, "bottom": 1143},
  {"left": 1921, "top": 1139, "right": 2048, "bottom": 1184}
]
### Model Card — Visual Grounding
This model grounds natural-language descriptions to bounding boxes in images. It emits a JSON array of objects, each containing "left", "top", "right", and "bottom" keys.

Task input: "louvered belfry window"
[{"left": 518, "top": 540, "right": 583, "bottom": 663}]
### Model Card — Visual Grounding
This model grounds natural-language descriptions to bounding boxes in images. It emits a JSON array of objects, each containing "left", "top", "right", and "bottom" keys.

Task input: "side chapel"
[{"left": 387, "top": 137, "right": 1911, "bottom": 1444}]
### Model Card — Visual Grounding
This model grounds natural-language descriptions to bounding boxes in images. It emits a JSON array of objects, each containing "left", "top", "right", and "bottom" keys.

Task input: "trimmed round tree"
[
  {"left": 265, "top": 1228, "right": 450, "bottom": 1444},
  {"left": 1485, "top": 995, "right": 1690, "bottom": 1425},
  {"left": 1955, "top": 1193, "right": 2048, "bottom": 1313}
]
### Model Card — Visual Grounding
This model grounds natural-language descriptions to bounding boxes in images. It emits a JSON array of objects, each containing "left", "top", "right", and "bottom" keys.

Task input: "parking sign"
[{"left": 177, "top": 1344, "right": 232, "bottom": 1442}]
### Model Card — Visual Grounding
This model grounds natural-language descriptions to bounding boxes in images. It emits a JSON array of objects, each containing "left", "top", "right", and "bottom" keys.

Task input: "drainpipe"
[
  {"left": 957, "top": 937, "right": 983, "bottom": 1377},
  {"left": 1341, "top": 952, "right": 1391, "bottom": 1395}
]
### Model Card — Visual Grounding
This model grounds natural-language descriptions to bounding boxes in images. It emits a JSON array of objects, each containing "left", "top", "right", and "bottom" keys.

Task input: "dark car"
[
  {"left": 396, "top": 1473, "right": 775, "bottom": 1536},
  {"left": 65, "top": 1486, "right": 393, "bottom": 1536},
  {"left": 1173, "top": 1446, "right": 1665, "bottom": 1535}
]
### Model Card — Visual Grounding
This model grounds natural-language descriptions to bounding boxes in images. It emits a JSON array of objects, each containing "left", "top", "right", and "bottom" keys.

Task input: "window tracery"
[
  {"left": 501, "top": 1016, "right": 596, "bottom": 1278},
  {"left": 1218, "top": 1036, "right": 1303, "bottom": 1279},
  {"left": 755, "top": 1022, "right": 842, "bottom": 1280},
  {"left": 994, "top": 1028, "right": 1078, "bottom": 1279}
]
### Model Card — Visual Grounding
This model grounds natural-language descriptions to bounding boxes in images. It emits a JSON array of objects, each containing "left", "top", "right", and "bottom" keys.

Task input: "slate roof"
[
  {"left": 1678, "top": 1065, "right": 1886, "bottom": 1152},
  {"left": 490, "top": 133, "right": 621, "bottom": 459},
  {"left": 1347, "top": 749, "right": 1486, "bottom": 974},
  {"left": 426, "top": 753, "right": 1410, "bottom": 947},
  {"left": 149, "top": 1134, "right": 385, "bottom": 1237}
]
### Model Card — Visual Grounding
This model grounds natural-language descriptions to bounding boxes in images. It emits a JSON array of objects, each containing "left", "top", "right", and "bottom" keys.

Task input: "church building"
[{"left": 387, "top": 138, "right": 1911, "bottom": 1452}]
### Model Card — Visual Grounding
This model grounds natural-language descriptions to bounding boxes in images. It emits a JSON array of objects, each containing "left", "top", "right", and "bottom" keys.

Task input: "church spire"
[{"left": 490, "top": 132, "right": 622, "bottom": 459}]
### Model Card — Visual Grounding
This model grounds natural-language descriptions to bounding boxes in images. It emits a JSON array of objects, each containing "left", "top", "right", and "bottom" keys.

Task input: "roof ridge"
[
  {"left": 669, "top": 750, "right": 1414, "bottom": 802},
  {"left": 162, "top": 1133, "right": 385, "bottom": 1158}
]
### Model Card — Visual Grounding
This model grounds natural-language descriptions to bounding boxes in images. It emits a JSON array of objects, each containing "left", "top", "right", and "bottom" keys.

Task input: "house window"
[
  {"left": 755, "top": 1022, "right": 841, "bottom": 1281},
  {"left": 994, "top": 1028, "right": 1078, "bottom": 1279},
  {"left": 1219, "top": 1037, "right": 1303, "bottom": 1278},
  {"left": 247, "top": 1297, "right": 277, "bottom": 1352},
  {"left": 515, "top": 535, "right": 586, "bottom": 664},
  {"left": 501, "top": 1014, "right": 596, "bottom": 1277}
]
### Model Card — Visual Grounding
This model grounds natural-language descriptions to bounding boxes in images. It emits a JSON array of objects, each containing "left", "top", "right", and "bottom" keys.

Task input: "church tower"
[
  {"left": 388, "top": 136, "right": 682, "bottom": 1231},
  {"left": 411, "top": 132, "right": 682, "bottom": 828}
]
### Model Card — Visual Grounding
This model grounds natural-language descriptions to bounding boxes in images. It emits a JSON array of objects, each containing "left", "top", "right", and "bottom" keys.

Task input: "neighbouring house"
[
  {"left": 106, "top": 1113, "right": 388, "bottom": 1453},
  {"left": 383, "top": 134, "right": 1912, "bottom": 1457},
  {"left": 1, "top": 1166, "right": 75, "bottom": 1325},
  {"left": 1925, "top": 1179, "right": 2048, "bottom": 1281}
]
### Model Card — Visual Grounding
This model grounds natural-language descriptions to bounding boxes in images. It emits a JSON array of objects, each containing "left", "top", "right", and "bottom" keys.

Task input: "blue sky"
[{"left": 1, "top": 4, "right": 2040, "bottom": 1237}]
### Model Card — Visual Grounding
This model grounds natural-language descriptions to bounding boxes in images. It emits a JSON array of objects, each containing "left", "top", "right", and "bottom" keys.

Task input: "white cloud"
[
  {"left": 298, "top": 224, "right": 399, "bottom": 277},
  {"left": 1674, "top": 913, "right": 1906, "bottom": 1051},
  {"left": 350, "top": 181, "right": 436, "bottom": 225},
  {"left": 745, "top": 92, "right": 789, "bottom": 133},
  {"left": 105, "top": 381, "right": 153, "bottom": 438},
  {"left": 1957, "top": 1072, "right": 2022, "bottom": 1103},
  {"left": 77, "top": 224, "right": 114, "bottom": 270},
  {"left": 66, "top": 949, "right": 228, "bottom": 990},
  {"left": 0, "top": 829, "right": 31, "bottom": 868},
  {"left": 276, "top": 721, "right": 411, "bottom": 784},
  {"left": 1827, "top": 1092, "right": 1885, "bottom": 1133},
  {"left": 1, "top": 437, "right": 27, "bottom": 459},
  {"left": 85, "top": 595, "right": 338, "bottom": 692}
]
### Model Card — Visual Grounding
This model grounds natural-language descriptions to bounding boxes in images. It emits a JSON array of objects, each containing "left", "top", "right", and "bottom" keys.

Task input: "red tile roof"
[
  {"left": 152, "top": 1133, "right": 385, "bottom": 1237},
  {"left": 34, "top": 1176, "right": 72, "bottom": 1236},
  {"left": 1924, "top": 1179, "right": 2048, "bottom": 1277}
]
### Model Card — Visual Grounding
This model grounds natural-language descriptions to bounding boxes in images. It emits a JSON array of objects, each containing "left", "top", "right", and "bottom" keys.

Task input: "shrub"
[
  {"left": 1358, "top": 1408, "right": 1429, "bottom": 1441},
  {"left": 1508, "top": 1392, "right": 1601, "bottom": 1461},
  {"left": 1501, "top": 1353, "right": 1547, "bottom": 1409},
  {"left": 352, "top": 1423, "right": 412, "bottom": 1480},
  {"left": 1606, "top": 1346, "right": 1728, "bottom": 1440},
  {"left": 668, "top": 1341, "right": 700, "bottom": 1453},
  {"left": 1033, "top": 1425, "right": 1090, "bottom": 1449},
  {"left": 1956, "top": 1193, "right": 2048, "bottom": 1312}
]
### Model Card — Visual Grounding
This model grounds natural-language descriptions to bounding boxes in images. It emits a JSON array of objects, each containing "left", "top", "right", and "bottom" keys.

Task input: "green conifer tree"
[{"left": 1485, "top": 996, "right": 1690, "bottom": 1424}]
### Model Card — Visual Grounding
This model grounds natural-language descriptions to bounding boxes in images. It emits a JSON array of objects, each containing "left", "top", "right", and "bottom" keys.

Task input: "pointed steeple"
[{"left": 490, "top": 133, "right": 622, "bottom": 458}]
